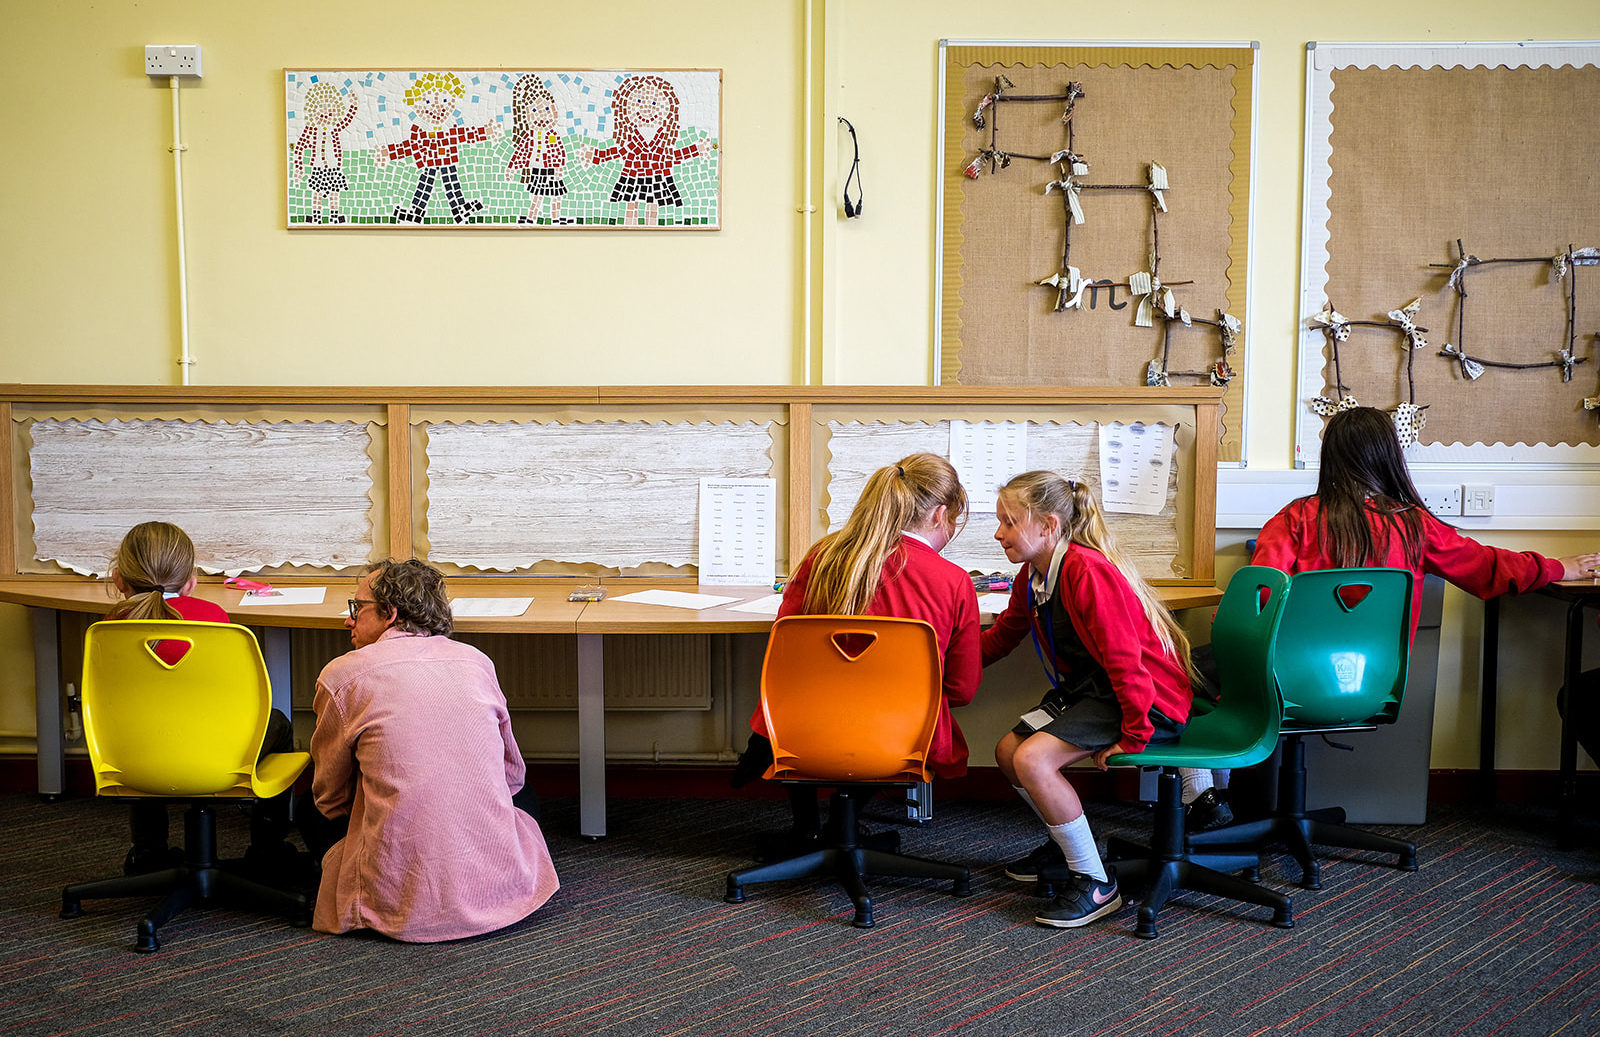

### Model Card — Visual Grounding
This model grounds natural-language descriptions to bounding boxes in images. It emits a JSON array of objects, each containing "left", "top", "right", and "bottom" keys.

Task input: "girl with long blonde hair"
[
  {"left": 982, "top": 472, "right": 1197, "bottom": 929},
  {"left": 732, "top": 453, "right": 982, "bottom": 851}
]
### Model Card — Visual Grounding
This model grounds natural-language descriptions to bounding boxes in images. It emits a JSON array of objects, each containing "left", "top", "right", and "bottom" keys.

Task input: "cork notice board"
[
  {"left": 937, "top": 42, "right": 1256, "bottom": 463},
  {"left": 1298, "top": 42, "right": 1600, "bottom": 465}
]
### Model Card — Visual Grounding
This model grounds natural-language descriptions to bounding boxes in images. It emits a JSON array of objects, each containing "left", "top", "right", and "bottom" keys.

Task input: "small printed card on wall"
[{"left": 285, "top": 69, "right": 721, "bottom": 229}]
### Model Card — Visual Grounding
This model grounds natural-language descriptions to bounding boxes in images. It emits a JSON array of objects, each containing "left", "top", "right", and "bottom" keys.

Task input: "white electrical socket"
[
  {"left": 1417, "top": 484, "right": 1462, "bottom": 516},
  {"left": 1463, "top": 483, "right": 1495, "bottom": 517},
  {"left": 145, "top": 45, "right": 202, "bottom": 78}
]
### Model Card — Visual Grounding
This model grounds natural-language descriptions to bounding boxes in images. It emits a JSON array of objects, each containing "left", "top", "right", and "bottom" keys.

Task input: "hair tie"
[
  {"left": 1067, "top": 479, "right": 1077, "bottom": 491},
  {"left": 896, "top": 465, "right": 906, "bottom": 477},
  {"left": 127, "top": 583, "right": 164, "bottom": 595}
]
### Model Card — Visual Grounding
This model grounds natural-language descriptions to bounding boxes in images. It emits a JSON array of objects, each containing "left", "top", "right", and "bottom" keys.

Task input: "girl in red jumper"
[
  {"left": 105, "top": 521, "right": 296, "bottom": 875},
  {"left": 733, "top": 452, "right": 982, "bottom": 851},
  {"left": 1252, "top": 407, "right": 1598, "bottom": 636},
  {"left": 984, "top": 472, "right": 1196, "bottom": 929}
]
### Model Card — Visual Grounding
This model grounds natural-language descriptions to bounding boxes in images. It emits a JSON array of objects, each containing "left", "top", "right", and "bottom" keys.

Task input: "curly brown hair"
[{"left": 366, "top": 558, "right": 453, "bottom": 637}]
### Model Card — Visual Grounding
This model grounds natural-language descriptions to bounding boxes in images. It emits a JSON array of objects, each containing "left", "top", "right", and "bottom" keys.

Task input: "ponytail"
[
  {"left": 802, "top": 452, "right": 967, "bottom": 615},
  {"left": 998, "top": 471, "right": 1195, "bottom": 678}
]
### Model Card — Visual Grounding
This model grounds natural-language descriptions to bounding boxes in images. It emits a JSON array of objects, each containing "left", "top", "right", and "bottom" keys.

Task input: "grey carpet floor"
[{"left": 3, "top": 791, "right": 1600, "bottom": 1036}]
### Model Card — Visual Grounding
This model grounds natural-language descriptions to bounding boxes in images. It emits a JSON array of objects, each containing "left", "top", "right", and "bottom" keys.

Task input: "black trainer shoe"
[
  {"left": 1004, "top": 840, "right": 1066, "bottom": 882},
  {"left": 1035, "top": 872, "right": 1122, "bottom": 928},
  {"left": 1186, "top": 787, "right": 1234, "bottom": 834}
]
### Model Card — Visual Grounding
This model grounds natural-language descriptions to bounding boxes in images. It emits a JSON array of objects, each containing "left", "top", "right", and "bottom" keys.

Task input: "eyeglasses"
[{"left": 347, "top": 598, "right": 379, "bottom": 621}]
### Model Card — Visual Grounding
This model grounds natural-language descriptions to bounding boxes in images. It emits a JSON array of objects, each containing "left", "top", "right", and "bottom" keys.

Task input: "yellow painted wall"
[{"left": 3, "top": 0, "right": 1599, "bottom": 770}]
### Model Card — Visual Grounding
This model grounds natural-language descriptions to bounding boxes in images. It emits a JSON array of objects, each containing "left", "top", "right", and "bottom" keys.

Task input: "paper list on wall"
[
  {"left": 949, "top": 420, "right": 1027, "bottom": 505},
  {"left": 1097, "top": 422, "right": 1172, "bottom": 515},
  {"left": 697, "top": 477, "right": 776, "bottom": 585}
]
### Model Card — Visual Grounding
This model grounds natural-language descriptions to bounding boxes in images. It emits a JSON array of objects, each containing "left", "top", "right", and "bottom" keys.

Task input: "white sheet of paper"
[
  {"left": 697, "top": 477, "right": 776, "bottom": 586},
  {"left": 235, "top": 587, "right": 327, "bottom": 606},
  {"left": 609, "top": 589, "right": 742, "bottom": 610},
  {"left": 449, "top": 597, "right": 533, "bottom": 618},
  {"left": 977, "top": 592, "right": 1014, "bottom": 614},
  {"left": 727, "top": 593, "right": 784, "bottom": 615},
  {"left": 950, "top": 420, "right": 1027, "bottom": 505},
  {"left": 1098, "top": 422, "right": 1173, "bottom": 516}
]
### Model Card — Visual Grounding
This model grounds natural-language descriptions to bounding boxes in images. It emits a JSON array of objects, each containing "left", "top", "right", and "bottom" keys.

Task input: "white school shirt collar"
[
  {"left": 900, "top": 530, "right": 934, "bottom": 550},
  {"left": 1030, "top": 537, "right": 1071, "bottom": 606}
]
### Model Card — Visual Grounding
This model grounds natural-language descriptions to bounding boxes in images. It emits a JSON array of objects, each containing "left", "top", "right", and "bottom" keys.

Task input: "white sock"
[
  {"left": 1013, "top": 785, "right": 1046, "bottom": 823},
  {"left": 1180, "top": 767, "right": 1214, "bottom": 806},
  {"left": 1045, "top": 815, "right": 1107, "bottom": 883},
  {"left": 1212, "top": 768, "right": 1231, "bottom": 790}
]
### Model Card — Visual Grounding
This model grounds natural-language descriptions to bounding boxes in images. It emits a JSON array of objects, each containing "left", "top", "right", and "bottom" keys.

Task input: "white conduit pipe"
[
  {"left": 170, "top": 76, "right": 194, "bottom": 385},
  {"left": 798, "top": 0, "right": 816, "bottom": 385}
]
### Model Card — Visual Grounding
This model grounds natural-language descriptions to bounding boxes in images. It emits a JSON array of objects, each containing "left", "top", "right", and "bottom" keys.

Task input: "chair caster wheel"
[
  {"left": 1397, "top": 851, "right": 1418, "bottom": 872},
  {"left": 1133, "top": 907, "right": 1159, "bottom": 939},
  {"left": 60, "top": 899, "right": 82, "bottom": 920},
  {"left": 134, "top": 923, "right": 160, "bottom": 953},
  {"left": 851, "top": 896, "right": 875, "bottom": 928},
  {"left": 724, "top": 880, "right": 745, "bottom": 905},
  {"left": 1272, "top": 904, "right": 1295, "bottom": 929},
  {"left": 952, "top": 876, "right": 972, "bottom": 897}
]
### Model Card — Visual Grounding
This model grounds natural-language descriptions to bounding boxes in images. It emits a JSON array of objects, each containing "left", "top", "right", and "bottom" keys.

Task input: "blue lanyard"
[{"left": 1026, "top": 577, "right": 1065, "bottom": 691}]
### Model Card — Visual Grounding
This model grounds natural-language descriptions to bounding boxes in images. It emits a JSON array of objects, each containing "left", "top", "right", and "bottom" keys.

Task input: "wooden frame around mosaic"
[
  {"left": 936, "top": 42, "right": 1256, "bottom": 464},
  {"left": 284, "top": 68, "right": 722, "bottom": 230}
]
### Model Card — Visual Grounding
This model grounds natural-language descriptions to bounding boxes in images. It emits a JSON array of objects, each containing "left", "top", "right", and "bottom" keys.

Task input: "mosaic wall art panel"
[{"left": 285, "top": 69, "right": 721, "bottom": 229}]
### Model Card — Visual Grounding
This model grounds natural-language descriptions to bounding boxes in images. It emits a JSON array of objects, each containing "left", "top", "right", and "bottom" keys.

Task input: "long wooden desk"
[{"left": 3, "top": 579, "right": 1221, "bottom": 839}]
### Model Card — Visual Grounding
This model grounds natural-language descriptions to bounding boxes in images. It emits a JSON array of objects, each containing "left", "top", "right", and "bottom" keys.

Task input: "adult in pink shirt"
[
  {"left": 1252, "top": 407, "right": 1599, "bottom": 640},
  {"left": 310, "top": 559, "right": 558, "bottom": 942}
]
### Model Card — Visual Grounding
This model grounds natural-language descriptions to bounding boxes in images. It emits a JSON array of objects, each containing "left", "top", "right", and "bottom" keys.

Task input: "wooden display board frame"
[{"left": 1, "top": 385, "right": 1221, "bottom": 589}]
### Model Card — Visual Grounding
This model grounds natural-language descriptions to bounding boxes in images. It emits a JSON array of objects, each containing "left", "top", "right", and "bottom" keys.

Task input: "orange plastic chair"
[
  {"left": 724, "top": 615, "right": 971, "bottom": 927},
  {"left": 59, "top": 621, "right": 312, "bottom": 952}
]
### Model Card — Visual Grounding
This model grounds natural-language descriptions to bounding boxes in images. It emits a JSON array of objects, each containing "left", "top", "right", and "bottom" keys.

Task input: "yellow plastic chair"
[
  {"left": 724, "top": 615, "right": 971, "bottom": 928},
  {"left": 59, "top": 620, "right": 312, "bottom": 952}
]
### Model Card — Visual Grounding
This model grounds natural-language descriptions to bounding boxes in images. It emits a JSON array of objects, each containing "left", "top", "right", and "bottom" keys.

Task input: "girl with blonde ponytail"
[
  {"left": 732, "top": 453, "right": 983, "bottom": 850},
  {"left": 982, "top": 472, "right": 1198, "bottom": 929},
  {"left": 103, "top": 522, "right": 296, "bottom": 876}
]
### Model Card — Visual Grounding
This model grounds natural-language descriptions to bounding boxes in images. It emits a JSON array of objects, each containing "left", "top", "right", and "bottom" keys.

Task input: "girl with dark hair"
[{"left": 1253, "top": 407, "right": 1598, "bottom": 638}]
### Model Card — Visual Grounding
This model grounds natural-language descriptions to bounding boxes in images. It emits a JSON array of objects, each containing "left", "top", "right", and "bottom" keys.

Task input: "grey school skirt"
[{"left": 1012, "top": 675, "right": 1183, "bottom": 752}]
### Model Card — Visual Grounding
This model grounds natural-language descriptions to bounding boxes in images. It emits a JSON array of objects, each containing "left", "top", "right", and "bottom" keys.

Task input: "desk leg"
[
  {"left": 1479, "top": 596, "right": 1500, "bottom": 803},
  {"left": 577, "top": 633, "right": 606, "bottom": 839},
  {"left": 257, "top": 627, "right": 294, "bottom": 720},
  {"left": 1557, "top": 599, "right": 1586, "bottom": 834},
  {"left": 32, "top": 607, "right": 63, "bottom": 797}
]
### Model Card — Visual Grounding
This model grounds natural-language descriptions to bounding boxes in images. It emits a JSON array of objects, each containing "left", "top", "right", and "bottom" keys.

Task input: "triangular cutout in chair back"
[
  {"left": 1334, "top": 582, "right": 1372, "bottom": 612},
  {"left": 143, "top": 638, "right": 194, "bottom": 669},
  {"left": 830, "top": 630, "right": 878, "bottom": 661}
]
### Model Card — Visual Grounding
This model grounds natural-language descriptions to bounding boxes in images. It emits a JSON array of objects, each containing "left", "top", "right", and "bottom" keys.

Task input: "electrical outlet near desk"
[{"left": 1417, "top": 484, "right": 1462, "bottom": 517}]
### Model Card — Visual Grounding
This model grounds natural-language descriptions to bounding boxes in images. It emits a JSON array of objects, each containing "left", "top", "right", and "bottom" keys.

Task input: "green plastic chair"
[
  {"left": 1061, "top": 565, "right": 1294, "bottom": 939},
  {"left": 1188, "top": 567, "right": 1416, "bottom": 889}
]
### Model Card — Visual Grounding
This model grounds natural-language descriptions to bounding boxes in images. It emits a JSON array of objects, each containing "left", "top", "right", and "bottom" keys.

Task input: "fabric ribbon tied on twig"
[
  {"left": 1037, "top": 266, "right": 1086, "bottom": 310},
  {"left": 1387, "top": 298, "right": 1426, "bottom": 351},
  {"left": 1438, "top": 344, "right": 1485, "bottom": 381},
  {"left": 1045, "top": 170, "right": 1085, "bottom": 224},
  {"left": 1129, "top": 269, "right": 1174, "bottom": 328},
  {"left": 1310, "top": 304, "right": 1351, "bottom": 342},
  {"left": 1147, "top": 161, "right": 1169, "bottom": 212}
]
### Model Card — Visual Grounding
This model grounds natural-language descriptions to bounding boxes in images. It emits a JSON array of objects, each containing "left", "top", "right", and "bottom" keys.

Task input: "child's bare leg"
[{"left": 1011, "top": 733, "right": 1092, "bottom": 824}]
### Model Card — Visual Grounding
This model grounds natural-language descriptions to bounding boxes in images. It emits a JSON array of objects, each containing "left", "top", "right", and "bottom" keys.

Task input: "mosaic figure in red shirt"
[
  {"left": 582, "top": 74, "right": 712, "bottom": 227},
  {"left": 376, "top": 72, "right": 502, "bottom": 225},
  {"left": 505, "top": 76, "right": 569, "bottom": 226},
  {"left": 291, "top": 82, "right": 357, "bottom": 225}
]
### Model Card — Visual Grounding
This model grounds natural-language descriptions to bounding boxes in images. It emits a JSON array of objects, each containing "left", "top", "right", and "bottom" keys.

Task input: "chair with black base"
[
  {"left": 1187, "top": 567, "right": 1416, "bottom": 890},
  {"left": 1041, "top": 565, "right": 1294, "bottom": 939},
  {"left": 59, "top": 620, "right": 312, "bottom": 952},
  {"left": 724, "top": 615, "right": 972, "bottom": 929}
]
